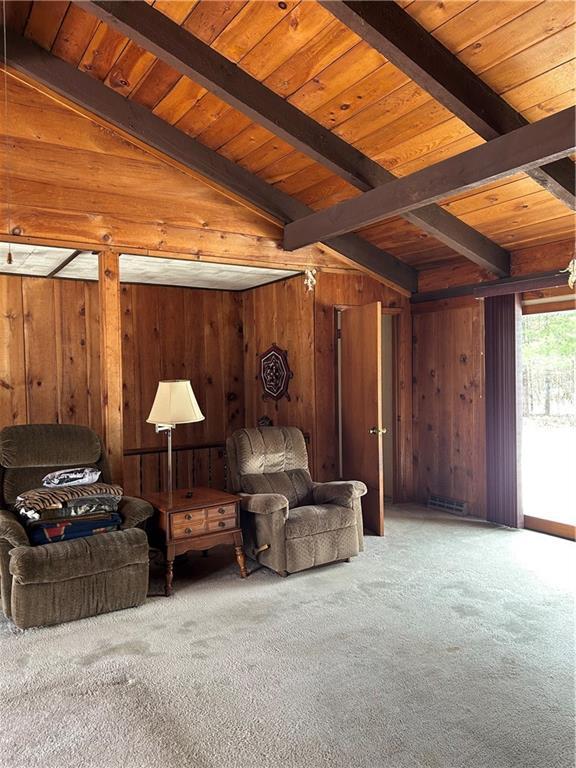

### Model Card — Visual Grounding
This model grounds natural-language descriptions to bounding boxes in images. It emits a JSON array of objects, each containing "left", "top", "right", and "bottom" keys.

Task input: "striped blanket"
[{"left": 15, "top": 483, "right": 123, "bottom": 519}]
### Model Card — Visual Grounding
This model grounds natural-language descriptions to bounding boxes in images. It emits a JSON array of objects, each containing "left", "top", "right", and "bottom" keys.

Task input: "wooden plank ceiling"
[{"left": 6, "top": 0, "right": 576, "bottom": 273}]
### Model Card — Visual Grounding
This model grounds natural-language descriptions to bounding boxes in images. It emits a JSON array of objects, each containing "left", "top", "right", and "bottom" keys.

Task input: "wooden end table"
[{"left": 144, "top": 487, "right": 248, "bottom": 596}]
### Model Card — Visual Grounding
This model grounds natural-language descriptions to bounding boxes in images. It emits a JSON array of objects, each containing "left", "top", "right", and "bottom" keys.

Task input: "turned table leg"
[
  {"left": 235, "top": 546, "right": 248, "bottom": 578},
  {"left": 165, "top": 557, "right": 174, "bottom": 596}
]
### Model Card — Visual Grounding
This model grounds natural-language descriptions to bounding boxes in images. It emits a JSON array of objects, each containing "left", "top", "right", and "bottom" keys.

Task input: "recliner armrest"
[
  {"left": 0, "top": 509, "right": 29, "bottom": 548},
  {"left": 240, "top": 493, "right": 289, "bottom": 518},
  {"left": 312, "top": 481, "right": 367, "bottom": 508},
  {"left": 118, "top": 497, "right": 154, "bottom": 529}
]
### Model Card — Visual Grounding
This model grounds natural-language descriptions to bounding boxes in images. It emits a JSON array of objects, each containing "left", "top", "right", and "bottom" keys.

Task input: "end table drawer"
[
  {"left": 170, "top": 504, "right": 238, "bottom": 539},
  {"left": 172, "top": 515, "right": 204, "bottom": 539},
  {"left": 206, "top": 503, "right": 236, "bottom": 522},
  {"left": 206, "top": 515, "right": 237, "bottom": 533}
]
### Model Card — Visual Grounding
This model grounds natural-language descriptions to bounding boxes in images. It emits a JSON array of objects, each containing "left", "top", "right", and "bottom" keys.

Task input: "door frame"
[
  {"left": 519, "top": 297, "right": 576, "bottom": 541},
  {"left": 335, "top": 304, "right": 402, "bottom": 503}
]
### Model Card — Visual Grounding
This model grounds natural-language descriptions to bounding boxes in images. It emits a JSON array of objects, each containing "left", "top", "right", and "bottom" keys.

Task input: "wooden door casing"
[{"left": 340, "top": 302, "right": 385, "bottom": 535}]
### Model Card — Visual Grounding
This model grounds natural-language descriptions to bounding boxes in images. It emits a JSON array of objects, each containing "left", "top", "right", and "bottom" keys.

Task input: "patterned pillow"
[{"left": 42, "top": 467, "right": 101, "bottom": 487}]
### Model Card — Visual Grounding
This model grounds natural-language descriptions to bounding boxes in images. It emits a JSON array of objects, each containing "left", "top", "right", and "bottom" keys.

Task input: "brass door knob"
[
  {"left": 185, "top": 527, "right": 192, "bottom": 534},
  {"left": 218, "top": 521, "right": 226, "bottom": 528},
  {"left": 185, "top": 513, "right": 192, "bottom": 520},
  {"left": 218, "top": 507, "right": 225, "bottom": 515},
  {"left": 369, "top": 426, "right": 387, "bottom": 435}
]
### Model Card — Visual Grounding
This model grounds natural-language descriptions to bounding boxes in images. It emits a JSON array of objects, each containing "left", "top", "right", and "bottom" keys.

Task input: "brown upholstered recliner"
[
  {"left": 226, "top": 427, "right": 366, "bottom": 576},
  {"left": 0, "top": 424, "right": 152, "bottom": 629}
]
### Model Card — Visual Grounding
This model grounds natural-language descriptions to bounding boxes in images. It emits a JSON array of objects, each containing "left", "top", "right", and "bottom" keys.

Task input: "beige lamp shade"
[{"left": 146, "top": 380, "right": 205, "bottom": 426}]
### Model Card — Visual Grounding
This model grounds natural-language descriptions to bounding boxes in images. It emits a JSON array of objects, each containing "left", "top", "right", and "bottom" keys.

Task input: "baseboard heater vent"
[{"left": 427, "top": 494, "right": 469, "bottom": 516}]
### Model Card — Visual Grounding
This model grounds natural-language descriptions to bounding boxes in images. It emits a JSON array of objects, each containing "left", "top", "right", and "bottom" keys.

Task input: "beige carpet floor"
[{"left": 0, "top": 506, "right": 574, "bottom": 768}]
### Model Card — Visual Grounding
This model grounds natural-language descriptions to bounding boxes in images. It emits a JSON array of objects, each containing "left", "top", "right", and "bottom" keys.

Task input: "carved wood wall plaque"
[{"left": 260, "top": 344, "right": 293, "bottom": 401}]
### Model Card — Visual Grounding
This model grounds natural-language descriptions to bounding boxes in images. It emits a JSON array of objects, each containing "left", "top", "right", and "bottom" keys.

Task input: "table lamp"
[{"left": 147, "top": 380, "right": 204, "bottom": 497}]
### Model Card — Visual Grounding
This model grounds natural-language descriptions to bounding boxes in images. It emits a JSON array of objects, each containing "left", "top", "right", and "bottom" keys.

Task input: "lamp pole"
[{"left": 155, "top": 424, "right": 174, "bottom": 500}]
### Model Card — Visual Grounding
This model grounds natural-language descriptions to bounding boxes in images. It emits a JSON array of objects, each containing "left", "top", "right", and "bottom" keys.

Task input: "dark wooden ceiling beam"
[
  {"left": 76, "top": 0, "right": 382, "bottom": 192},
  {"left": 73, "top": 0, "right": 510, "bottom": 276},
  {"left": 4, "top": 33, "right": 416, "bottom": 293},
  {"left": 412, "top": 271, "right": 570, "bottom": 303},
  {"left": 284, "top": 107, "right": 576, "bottom": 250},
  {"left": 321, "top": 0, "right": 575, "bottom": 211}
]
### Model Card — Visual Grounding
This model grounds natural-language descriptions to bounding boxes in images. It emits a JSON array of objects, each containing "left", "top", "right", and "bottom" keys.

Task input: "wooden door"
[{"left": 340, "top": 302, "right": 385, "bottom": 535}]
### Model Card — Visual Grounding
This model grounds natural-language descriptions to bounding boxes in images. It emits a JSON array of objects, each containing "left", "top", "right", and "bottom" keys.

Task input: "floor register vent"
[{"left": 427, "top": 494, "right": 469, "bottom": 516}]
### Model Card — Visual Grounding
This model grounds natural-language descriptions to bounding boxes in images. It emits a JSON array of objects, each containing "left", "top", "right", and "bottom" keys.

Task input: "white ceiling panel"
[
  {"left": 59, "top": 252, "right": 298, "bottom": 290},
  {"left": 0, "top": 242, "right": 76, "bottom": 277},
  {"left": 3, "top": 244, "right": 299, "bottom": 290},
  {"left": 119, "top": 254, "right": 298, "bottom": 289},
  {"left": 58, "top": 252, "right": 98, "bottom": 281}
]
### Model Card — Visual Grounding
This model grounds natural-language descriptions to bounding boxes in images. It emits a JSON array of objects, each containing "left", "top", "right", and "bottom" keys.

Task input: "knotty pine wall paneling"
[
  {"left": 243, "top": 271, "right": 413, "bottom": 494},
  {"left": 243, "top": 276, "right": 317, "bottom": 471},
  {"left": 121, "top": 283, "right": 244, "bottom": 495},
  {"left": 1, "top": 76, "right": 344, "bottom": 274},
  {"left": 0, "top": 275, "right": 244, "bottom": 496},
  {"left": 0, "top": 274, "right": 102, "bottom": 433},
  {"left": 412, "top": 298, "right": 486, "bottom": 518},
  {"left": 0, "top": 275, "right": 27, "bottom": 426}
]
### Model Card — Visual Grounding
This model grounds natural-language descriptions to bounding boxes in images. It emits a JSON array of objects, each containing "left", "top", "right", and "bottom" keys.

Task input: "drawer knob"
[
  {"left": 218, "top": 520, "right": 226, "bottom": 528},
  {"left": 185, "top": 527, "right": 192, "bottom": 534},
  {"left": 185, "top": 513, "right": 192, "bottom": 520},
  {"left": 218, "top": 507, "right": 226, "bottom": 515}
]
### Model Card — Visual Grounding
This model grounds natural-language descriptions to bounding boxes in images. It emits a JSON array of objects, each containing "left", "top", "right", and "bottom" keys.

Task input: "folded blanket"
[
  {"left": 27, "top": 510, "right": 117, "bottom": 525},
  {"left": 18, "top": 494, "right": 121, "bottom": 521},
  {"left": 25, "top": 513, "right": 122, "bottom": 545},
  {"left": 42, "top": 467, "right": 101, "bottom": 487},
  {"left": 15, "top": 483, "right": 123, "bottom": 520},
  {"left": 64, "top": 495, "right": 120, "bottom": 517}
]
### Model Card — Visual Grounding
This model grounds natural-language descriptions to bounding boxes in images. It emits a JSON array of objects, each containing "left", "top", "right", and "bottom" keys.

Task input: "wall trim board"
[
  {"left": 523, "top": 299, "right": 576, "bottom": 315},
  {"left": 0, "top": 229, "right": 343, "bottom": 274},
  {"left": 411, "top": 296, "right": 479, "bottom": 314}
]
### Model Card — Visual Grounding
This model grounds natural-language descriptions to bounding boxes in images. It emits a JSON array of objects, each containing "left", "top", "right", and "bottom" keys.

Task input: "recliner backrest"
[
  {"left": 0, "top": 424, "right": 110, "bottom": 508},
  {"left": 227, "top": 427, "right": 313, "bottom": 508}
]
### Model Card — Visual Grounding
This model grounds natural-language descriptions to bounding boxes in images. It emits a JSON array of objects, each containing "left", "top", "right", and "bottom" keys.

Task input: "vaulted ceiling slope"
[
  {"left": 0, "top": 74, "right": 348, "bottom": 275},
  {"left": 4, "top": 0, "right": 576, "bottom": 280}
]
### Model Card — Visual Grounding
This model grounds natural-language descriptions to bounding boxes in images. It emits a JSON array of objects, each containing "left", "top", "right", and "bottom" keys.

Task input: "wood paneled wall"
[
  {"left": 1, "top": 75, "right": 345, "bottom": 273},
  {"left": 2, "top": 270, "right": 412, "bottom": 499},
  {"left": 412, "top": 298, "right": 486, "bottom": 518},
  {"left": 243, "top": 271, "right": 413, "bottom": 492},
  {"left": 0, "top": 274, "right": 102, "bottom": 433},
  {"left": 413, "top": 239, "right": 575, "bottom": 518},
  {"left": 122, "top": 284, "right": 244, "bottom": 450},
  {"left": 243, "top": 277, "right": 317, "bottom": 468},
  {"left": 0, "top": 275, "right": 244, "bottom": 496},
  {"left": 122, "top": 283, "right": 244, "bottom": 495}
]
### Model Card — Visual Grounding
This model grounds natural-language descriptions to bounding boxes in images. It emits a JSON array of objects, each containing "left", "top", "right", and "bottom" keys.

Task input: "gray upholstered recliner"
[
  {"left": 0, "top": 424, "right": 153, "bottom": 629},
  {"left": 226, "top": 427, "right": 366, "bottom": 576}
]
